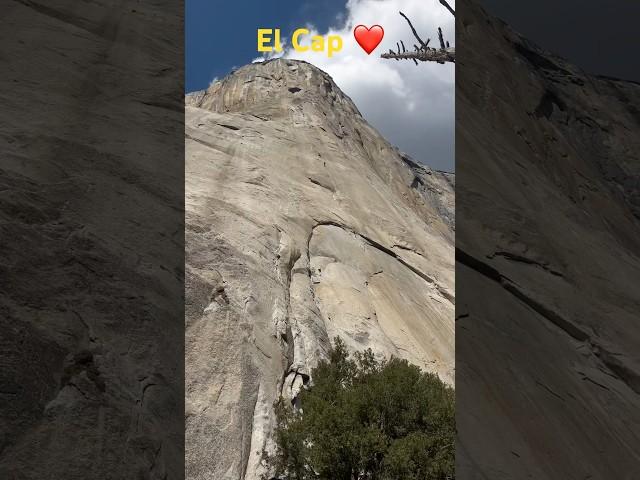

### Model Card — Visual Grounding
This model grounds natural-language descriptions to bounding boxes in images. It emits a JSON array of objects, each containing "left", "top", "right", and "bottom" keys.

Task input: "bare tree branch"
[
  {"left": 381, "top": 47, "right": 455, "bottom": 64},
  {"left": 399, "top": 11, "right": 427, "bottom": 47},
  {"left": 439, "top": 0, "right": 455, "bottom": 17},
  {"left": 382, "top": 3, "right": 455, "bottom": 65}
]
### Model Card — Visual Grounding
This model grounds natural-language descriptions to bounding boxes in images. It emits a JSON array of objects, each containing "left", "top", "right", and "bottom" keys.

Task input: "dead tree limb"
[
  {"left": 381, "top": 47, "right": 455, "bottom": 64},
  {"left": 399, "top": 11, "right": 427, "bottom": 47},
  {"left": 381, "top": 7, "right": 455, "bottom": 64},
  {"left": 439, "top": 0, "right": 455, "bottom": 17}
]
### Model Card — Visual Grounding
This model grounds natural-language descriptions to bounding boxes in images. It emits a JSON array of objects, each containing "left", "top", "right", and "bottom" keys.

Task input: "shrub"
[{"left": 263, "top": 338, "right": 455, "bottom": 480}]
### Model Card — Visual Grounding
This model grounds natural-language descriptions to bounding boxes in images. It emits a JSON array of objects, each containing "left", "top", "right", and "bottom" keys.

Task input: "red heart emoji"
[{"left": 354, "top": 25, "right": 384, "bottom": 55}]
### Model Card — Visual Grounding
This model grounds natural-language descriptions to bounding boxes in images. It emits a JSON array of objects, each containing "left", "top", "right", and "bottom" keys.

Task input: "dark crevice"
[
  {"left": 487, "top": 251, "right": 563, "bottom": 277},
  {"left": 308, "top": 177, "right": 335, "bottom": 192},
  {"left": 13, "top": 0, "right": 119, "bottom": 42},
  {"left": 535, "top": 380, "right": 564, "bottom": 401},
  {"left": 512, "top": 41, "right": 572, "bottom": 76},
  {"left": 211, "top": 285, "right": 229, "bottom": 306},
  {"left": 400, "top": 154, "right": 425, "bottom": 171},
  {"left": 140, "top": 383, "right": 157, "bottom": 406},
  {"left": 501, "top": 281, "right": 589, "bottom": 341},
  {"left": 61, "top": 350, "right": 105, "bottom": 394},
  {"left": 456, "top": 248, "right": 504, "bottom": 283},
  {"left": 593, "top": 346, "right": 640, "bottom": 394},
  {"left": 457, "top": 247, "right": 640, "bottom": 395},
  {"left": 139, "top": 100, "right": 183, "bottom": 113},
  {"left": 218, "top": 123, "right": 240, "bottom": 131},
  {"left": 310, "top": 222, "right": 453, "bottom": 304},
  {"left": 410, "top": 176, "right": 424, "bottom": 188},
  {"left": 458, "top": 247, "right": 588, "bottom": 341},
  {"left": 534, "top": 90, "right": 566, "bottom": 119},
  {"left": 581, "top": 376, "right": 611, "bottom": 392},
  {"left": 185, "top": 133, "right": 233, "bottom": 155}
]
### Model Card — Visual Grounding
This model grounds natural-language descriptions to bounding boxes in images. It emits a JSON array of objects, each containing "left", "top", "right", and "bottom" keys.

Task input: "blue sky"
[{"left": 186, "top": 0, "right": 348, "bottom": 92}]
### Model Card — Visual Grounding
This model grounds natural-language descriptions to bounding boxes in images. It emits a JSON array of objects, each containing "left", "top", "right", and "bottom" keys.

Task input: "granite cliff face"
[
  {"left": 185, "top": 59, "right": 454, "bottom": 479},
  {"left": 457, "top": 1, "right": 640, "bottom": 477}
]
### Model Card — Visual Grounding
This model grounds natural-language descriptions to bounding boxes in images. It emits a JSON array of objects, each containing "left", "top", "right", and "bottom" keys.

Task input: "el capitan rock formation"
[{"left": 185, "top": 59, "right": 455, "bottom": 479}]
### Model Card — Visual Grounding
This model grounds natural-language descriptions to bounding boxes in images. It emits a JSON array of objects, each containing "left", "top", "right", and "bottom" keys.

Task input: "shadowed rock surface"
[
  {"left": 0, "top": 1, "right": 183, "bottom": 478},
  {"left": 185, "top": 59, "right": 455, "bottom": 479},
  {"left": 457, "top": 1, "right": 640, "bottom": 477}
]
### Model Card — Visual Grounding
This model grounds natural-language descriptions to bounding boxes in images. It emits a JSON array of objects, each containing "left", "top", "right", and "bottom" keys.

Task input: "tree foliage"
[{"left": 263, "top": 338, "right": 455, "bottom": 480}]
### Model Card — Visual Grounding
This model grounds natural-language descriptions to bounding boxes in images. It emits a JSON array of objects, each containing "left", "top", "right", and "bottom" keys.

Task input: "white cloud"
[
  {"left": 281, "top": 0, "right": 455, "bottom": 171},
  {"left": 252, "top": 36, "right": 289, "bottom": 63}
]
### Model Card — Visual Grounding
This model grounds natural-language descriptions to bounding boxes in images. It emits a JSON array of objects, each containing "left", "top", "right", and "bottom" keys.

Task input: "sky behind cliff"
[
  {"left": 480, "top": 0, "right": 640, "bottom": 82},
  {"left": 186, "top": 0, "right": 456, "bottom": 172},
  {"left": 187, "top": 0, "right": 639, "bottom": 173}
]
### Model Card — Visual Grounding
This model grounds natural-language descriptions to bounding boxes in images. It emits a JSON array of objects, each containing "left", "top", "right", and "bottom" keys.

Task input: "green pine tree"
[{"left": 263, "top": 338, "right": 455, "bottom": 480}]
